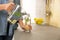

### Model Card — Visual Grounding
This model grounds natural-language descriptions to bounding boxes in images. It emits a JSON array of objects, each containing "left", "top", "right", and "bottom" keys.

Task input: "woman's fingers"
[{"left": 5, "top": 3, "right": 15, "bottom": 12}]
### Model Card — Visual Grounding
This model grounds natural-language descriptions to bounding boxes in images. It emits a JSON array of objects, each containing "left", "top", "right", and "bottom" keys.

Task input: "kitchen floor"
[{"left": 14, "top": 24, "right": 60, "bottom": 40}]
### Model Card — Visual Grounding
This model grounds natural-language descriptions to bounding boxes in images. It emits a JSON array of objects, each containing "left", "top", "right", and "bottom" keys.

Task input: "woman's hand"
[
  {"left": 5, "top": 2, "right": 15, "bottom": 12},
  {"left": 0, "top": 2, "right": 15, "bottom": 12}
]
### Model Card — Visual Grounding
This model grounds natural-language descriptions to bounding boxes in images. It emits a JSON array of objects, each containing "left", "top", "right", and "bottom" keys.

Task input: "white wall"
[
  {"left": 21, "top": 0, "right": 46, "bottom": 23},
  {"left": 21, "top": 0, "right": 36, "bottom": 23},
  {"left": 36, "top": 0, "right": 46, "bottom": 23}
]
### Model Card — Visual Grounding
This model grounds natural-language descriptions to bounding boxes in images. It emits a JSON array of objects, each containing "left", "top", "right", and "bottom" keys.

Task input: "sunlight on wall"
[{"left": 50, "top": 0, "right": 60, "bottom": 27}]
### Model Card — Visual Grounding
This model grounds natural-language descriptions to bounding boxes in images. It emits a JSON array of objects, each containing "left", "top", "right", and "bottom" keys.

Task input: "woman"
[{"left": 0, "top": 3, "right": 15, "bottom": 40}]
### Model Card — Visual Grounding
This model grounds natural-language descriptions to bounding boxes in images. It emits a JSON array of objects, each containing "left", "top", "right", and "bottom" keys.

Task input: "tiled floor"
[{"left": 14, "top": 24, "right": 60, "bottom": 40}]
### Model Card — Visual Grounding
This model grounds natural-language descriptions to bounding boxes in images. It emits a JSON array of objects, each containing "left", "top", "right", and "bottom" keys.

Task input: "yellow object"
[
  {"left": 12, "top": 20, "right": 17, "bottom": 24},
  {"left": 34, "top": 18, "right": 43, "bottom": 25},
  {"left": 9, "top": 20, "right": 17, "bottom": 24}
]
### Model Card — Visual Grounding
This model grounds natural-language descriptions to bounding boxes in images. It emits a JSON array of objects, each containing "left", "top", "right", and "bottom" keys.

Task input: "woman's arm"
[{"left": 0, "top": 4, "right": 7, "bottom": 10}]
